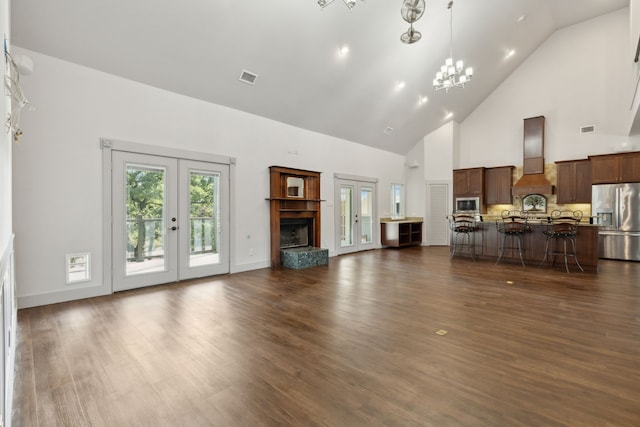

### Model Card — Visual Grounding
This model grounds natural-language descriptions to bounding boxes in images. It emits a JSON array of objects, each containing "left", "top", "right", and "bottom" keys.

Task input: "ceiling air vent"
[
  {"left": 384, "top": 127, "right": 394, "bottom": 134},
  {"left": 580, "top": 125, "right": 596, "bottom": 134},
  {"left": 239, "top": 69, "right": 258, "bottom": 85}
]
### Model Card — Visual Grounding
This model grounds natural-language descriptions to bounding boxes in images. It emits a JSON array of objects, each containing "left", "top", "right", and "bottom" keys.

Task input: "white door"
[
  {"left": 427, "top": 182, "right": 450, "bottom": 246},
  {"left": 112, "top": 152, "right": 229, "bottom": 291},
  {"left": 335, "top": 179, "right": 377, "bottom": 255}
]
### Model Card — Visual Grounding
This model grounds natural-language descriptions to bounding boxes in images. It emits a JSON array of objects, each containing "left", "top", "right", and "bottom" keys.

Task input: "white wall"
[
  {"left": 1, "top": 0, "right": 11, "bottom": 252},
  {"left": 460, "top": 8, "right": 637, "bottom": 168},
  {"left": 13, "top": 48, "right": 405, "bottom": 308},
  {"left": 425, "top": 121, "right": 456, "bottom": 177}
]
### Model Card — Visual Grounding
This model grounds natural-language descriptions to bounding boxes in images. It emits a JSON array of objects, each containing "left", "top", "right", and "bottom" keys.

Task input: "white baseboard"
[
  {"left": 231, "top": 260, "right": 271, "bottom": 273},
  {"left": 17, "top": 283, "right": 111, "bottom": 309}
]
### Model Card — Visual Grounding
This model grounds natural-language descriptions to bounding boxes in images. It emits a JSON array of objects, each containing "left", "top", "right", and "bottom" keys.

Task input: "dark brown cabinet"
[
  {"left": 523, "top": 116, "right": 545, "bottom": 174},
  {"left": 453, "top": 168, "right": 484, "bottom": 196},
  {"left": 484, "top": 166, "right": 513, "bottom": 205},
  {"left": 381, "top": 221, "right": 422, "bottom": 247},
  {"left": 590, "top": 152, "right": 640, "bottom": 184},
  {"left": 556, "top": 159, "right": 591, "bottom": 203}
]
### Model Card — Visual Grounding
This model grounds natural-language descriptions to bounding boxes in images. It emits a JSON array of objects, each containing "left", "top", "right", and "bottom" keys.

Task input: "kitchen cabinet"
[
  {"left": 556, "top": 159, "right": 591, "bottom": 203},
  {"left": 589, "top": 152, "right": 640, "bottom": 184},
  {"left": 484, "top": 166, "right": 513, "bottom": 205},
  {"left": 381, "top": 221, "right": 422, "bottom": 247},
  {"left": 453, "top": 167, "right": 484, "bottom": 196}
]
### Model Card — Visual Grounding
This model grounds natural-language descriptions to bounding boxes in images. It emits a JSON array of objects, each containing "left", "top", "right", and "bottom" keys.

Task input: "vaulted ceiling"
[{"left": 10, "top": 0, "right": 629, "bottom": 155}]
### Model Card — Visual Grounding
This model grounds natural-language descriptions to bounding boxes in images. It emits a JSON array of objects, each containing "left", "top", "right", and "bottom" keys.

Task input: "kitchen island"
[{"left": 459, "top": 219, "right": 600, "bottom": 272}]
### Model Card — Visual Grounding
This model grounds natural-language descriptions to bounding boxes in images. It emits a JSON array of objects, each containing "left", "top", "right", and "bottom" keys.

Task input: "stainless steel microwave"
[{"left": 455, "top": 197, "right": 480, "bottom": 213}]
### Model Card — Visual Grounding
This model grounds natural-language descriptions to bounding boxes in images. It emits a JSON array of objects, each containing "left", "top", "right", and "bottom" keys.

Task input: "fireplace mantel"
[{"left": 268, "top": 166, "right": 322, "bottom": 267}]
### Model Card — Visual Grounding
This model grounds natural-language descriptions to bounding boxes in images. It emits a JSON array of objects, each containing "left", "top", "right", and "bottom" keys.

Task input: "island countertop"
[{"left": 458, "top": 220, "right": 600, "bottom": 271}]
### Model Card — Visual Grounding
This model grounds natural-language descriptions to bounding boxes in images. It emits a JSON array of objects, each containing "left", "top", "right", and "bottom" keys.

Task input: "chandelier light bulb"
[
  {"left": 466, "top": 67, "right": 473, "bottom": 76},
  {"left": 445, "top": 58, "right": 453, "bottom": 67}
]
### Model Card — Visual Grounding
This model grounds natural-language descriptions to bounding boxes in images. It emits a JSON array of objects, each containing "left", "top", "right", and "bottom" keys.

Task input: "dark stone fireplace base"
[{"left": 281, "top": 247, "right": 328, "bottom": 269}]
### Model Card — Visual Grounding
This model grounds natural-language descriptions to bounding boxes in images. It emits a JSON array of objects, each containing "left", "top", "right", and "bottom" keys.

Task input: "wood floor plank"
[{"left": 11, "top": 247, "right": 640, "bottom": 426}]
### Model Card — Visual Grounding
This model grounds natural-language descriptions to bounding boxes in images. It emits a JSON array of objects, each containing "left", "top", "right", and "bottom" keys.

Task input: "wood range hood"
[{"left": 512, "top": 115, "right": 554, "bottom": 196}]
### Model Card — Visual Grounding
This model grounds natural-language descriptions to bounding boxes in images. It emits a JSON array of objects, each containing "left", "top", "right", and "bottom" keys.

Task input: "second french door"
[
  {"left": 335, "top": 178, "right": 377, "bottom": 255},
  {"left": 112, "top": 151, "right": 229, "bottom": 291}
]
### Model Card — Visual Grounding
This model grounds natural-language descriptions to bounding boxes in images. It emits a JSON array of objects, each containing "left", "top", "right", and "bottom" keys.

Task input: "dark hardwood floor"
[{"left": 12, "top": 247, "right": 640, "bottom": 426}]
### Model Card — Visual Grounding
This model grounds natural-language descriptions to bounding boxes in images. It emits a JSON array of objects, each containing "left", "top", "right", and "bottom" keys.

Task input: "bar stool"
[
  {"left": 541, "top": 210, "right": 584, "bottom": 273},
  {"left": 449, "top": 213, "right": 477, "bottom": 261},
  {"left": 496, "top": 210, "right": 527, "bottom": 267}
]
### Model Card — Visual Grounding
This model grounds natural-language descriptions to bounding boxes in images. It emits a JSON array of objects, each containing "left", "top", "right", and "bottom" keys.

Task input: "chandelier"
[
  {"left": 400, "top": 0, "right": 426, "bottom": 44},
  {"left": 317, "top": 0, "right": 364, "bottom": 10},
  {"left": 433, "top": 1, "right": 473, "bottom": 92}
]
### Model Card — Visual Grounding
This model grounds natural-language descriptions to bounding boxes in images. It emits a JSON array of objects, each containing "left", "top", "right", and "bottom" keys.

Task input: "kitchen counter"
[
  {"left": 458, "top": 220, "right": 600, "bottom": 271},
  {"left": 380, "top": 217, "right": 423, "bottom": 223}
]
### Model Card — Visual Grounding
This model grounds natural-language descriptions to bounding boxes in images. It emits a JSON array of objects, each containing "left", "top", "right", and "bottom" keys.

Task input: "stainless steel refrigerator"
[{"left": 591, "top": 183, "right": 640, "bottom": 261}]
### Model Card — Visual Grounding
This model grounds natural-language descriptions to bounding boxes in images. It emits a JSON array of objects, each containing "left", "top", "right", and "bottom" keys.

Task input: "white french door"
[
  {"left": 335, "top": 178, "right": 377, "bottom": 255},
  {"left": 112, "top": 151, "right": 229, "bottom": 291}
]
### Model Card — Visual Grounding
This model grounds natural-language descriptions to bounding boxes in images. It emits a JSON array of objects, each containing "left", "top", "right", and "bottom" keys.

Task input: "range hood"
[{"left": 512, "top": 115, "right": 554, "bottom": 196}]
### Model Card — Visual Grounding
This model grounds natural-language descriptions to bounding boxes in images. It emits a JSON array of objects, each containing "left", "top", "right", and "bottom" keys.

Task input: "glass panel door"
[
  {"left": 112, "top": 153, "right": 229, "bottom": 291},
  {"left": 340, "top": 185, "right": 355, "bottom": 248},
  {"left": 360, "top": 186, "right": 374, "bottom": 244},
  {"left": 335, "top": 178, "right": 377, "bottom": 255},
  {"left": 178, "top": 159, "right": 229, "bottom": 279},
  {"left": 112, "top": 152, "right": 178, "bottom": 291}
]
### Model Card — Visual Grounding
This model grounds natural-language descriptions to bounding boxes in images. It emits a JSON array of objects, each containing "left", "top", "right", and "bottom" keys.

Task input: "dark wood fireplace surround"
[{"left": 268, "top": 166, "right": 322, "bottom": 267}]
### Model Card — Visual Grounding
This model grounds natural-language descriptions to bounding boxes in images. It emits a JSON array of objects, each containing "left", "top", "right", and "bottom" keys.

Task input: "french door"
[
  {"left": 335, "top": 178, "right": 377, "bottom": 255},
  {"left": 112, "top": 151, "right": 229, "bottom": 291}
]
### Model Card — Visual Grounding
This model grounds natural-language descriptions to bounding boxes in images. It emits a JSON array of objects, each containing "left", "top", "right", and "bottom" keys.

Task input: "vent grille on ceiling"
[
  {"left": 239, "top": 69, "right": 258, "bottom": 85},
  {"left": 580, "top": 125, "right": 596, "bottom": 134}
]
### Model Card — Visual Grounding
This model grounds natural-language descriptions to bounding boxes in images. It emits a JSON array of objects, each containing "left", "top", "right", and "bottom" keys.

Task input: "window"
[
  {"left": 391, "top": 183, "right": 405, "bottom": 219},
  {"left": 66, "top": 253, "right": 91, "bottom": 284}
]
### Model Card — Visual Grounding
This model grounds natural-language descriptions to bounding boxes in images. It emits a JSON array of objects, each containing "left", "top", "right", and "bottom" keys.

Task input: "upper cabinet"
[
  {"left": 484, "top": 166, "right": 513, "bottom": 205},
  {"left": 556, "top": 159, "right": 591, "bottom": 203},
  {"left": 453, "top": 167, "right": 484, "bottom": 196},
  {"left": 589, "top": 152, "right": 640, "bottom": 184}
]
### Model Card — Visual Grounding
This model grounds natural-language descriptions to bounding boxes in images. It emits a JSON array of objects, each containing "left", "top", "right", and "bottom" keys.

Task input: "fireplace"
[
  {"left": 267, "top": 166, "right": 322, "bottom": 266},
  {"left": 280, "top": 219, "right": 311, "bottom": 249}
]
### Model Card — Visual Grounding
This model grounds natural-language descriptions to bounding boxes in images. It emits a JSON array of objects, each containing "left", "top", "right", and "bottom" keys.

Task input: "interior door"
[
  {"left": 335, "top": 178, "right": 377, "bottom": 255},
  {"left": 427, "top": 182, "right": 450, "bottom": 245},
  {"left": 112, "top": 152, "right": 229, "bottom": 291}
]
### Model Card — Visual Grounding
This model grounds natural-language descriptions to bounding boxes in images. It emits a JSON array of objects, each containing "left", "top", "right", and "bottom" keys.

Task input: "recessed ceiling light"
[
  {"left": 418, "top": 96, "right": 428, "bottom": 105},
  {"left": 384, "top": 127, "right": 394, "bottom": 134},
  {"left": 505, "top": 49, "right": 515, "bottom": 59},
  {"left": 445, "top": 112, "right": 454, "bottom": 120},
  {"left": 516, "top": 15, "right": 526, "bottom": 24},
  {"left": 339, "top": 45, "right": 350, "bottom": 56},
  {"left": 396, "top": 81, "right": 406, "bottom": 90}
]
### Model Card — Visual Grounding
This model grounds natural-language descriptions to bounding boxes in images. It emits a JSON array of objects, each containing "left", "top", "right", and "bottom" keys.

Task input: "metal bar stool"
[
  {"left": 496, "top": 210, "right": 527, "bottom": 267},
  {"left": 449, "top": 214, "right": 477, "bottom": 261},
  {"left": 541, "top": 210, "right": 584, "bottom": 273}
]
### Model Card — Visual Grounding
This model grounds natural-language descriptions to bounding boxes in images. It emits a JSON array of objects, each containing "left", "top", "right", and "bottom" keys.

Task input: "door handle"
[{"left": 170, "top": 226, "right": 179, "bottom": 231}]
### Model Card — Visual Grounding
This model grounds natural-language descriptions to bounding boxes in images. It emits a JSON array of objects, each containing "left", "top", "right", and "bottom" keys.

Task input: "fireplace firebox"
[{"left": 280, "top": 219, "right": 311, "bottom": 249}]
